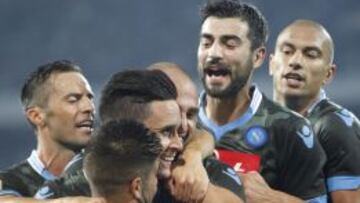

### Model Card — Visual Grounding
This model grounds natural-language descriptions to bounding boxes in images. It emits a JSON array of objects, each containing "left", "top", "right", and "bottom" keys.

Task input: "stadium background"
[{"left": 1, "top": 0, "right": 359, "bottom": 168}]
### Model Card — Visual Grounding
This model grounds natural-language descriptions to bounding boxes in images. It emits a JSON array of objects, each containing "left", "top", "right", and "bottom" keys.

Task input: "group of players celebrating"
[{"left": 1, "top": 0, "right": 359, "bottom": 203}]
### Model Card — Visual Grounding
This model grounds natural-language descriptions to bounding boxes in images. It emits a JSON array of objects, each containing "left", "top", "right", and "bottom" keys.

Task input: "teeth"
[
  {"left": 162, "top": 156, "right": 175, "bottom": 162},
  {"left": 77, "top": 120, "right": 94, "bottom": 128},
  {"left": 206, "top": 69, "right": 229, "bottom": 77}
]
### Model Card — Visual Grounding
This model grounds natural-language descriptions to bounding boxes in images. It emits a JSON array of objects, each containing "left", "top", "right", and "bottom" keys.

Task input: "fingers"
[{"left": 169, "top": 165, "right": 209, "bottom": 202}]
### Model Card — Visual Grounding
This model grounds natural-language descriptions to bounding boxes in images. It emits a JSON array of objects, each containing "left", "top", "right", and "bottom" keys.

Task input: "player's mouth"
[
  {"left": 160, "top": 153, "right": 176, "bottom": 167},
  {"left": 283, "top": 72, "right": 305, "bottom": 87},
  {"left": 204, "top": 65, "right": 231, "bottom": 83},
  {"left": 75, "top": 119, "right": 94, "bottom": 133}
]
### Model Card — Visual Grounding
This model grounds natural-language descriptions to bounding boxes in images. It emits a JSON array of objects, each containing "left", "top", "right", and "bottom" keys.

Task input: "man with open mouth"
[
  {"left": 270, "top": 19, "right": 360, "bottom": 203},
  {"left": 196, "top": 0, "right": 327, "bottom": 202},
  {"left": 0, "top": 60, "right": 104, "bottom": 203}
]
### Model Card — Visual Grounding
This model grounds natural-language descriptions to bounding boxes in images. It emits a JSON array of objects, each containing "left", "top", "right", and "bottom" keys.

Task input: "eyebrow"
[
  {"left": 281, "top": 41, "right": 321, "bottom": 53},
  {"left": 280, "top": 42, "right": 295, "bottom": 49},
  {"left": 152, "top": 124, "right": 176, "bottom": 133},
  {"left": 64, "top": 92, "right": 94, "bottom": 99},
  {"left": 221, "top": 35, "right": 242, "bottom": 43},
  {"left": 200, "top": 33, "right": 213, "bottom": 40},
  {"left": 304, "top": 46, "right": 321, "bottom": 54},
  {"left": 200, "top": 33, "right": 241, "bottom": 42}
]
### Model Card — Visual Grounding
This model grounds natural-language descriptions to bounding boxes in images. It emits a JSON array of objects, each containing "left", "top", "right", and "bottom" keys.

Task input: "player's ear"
[
  {"left": 130, "top": 177, "right": 143, "bottom": 200},
  {"left": 253, "top": 46, "right": 266, "bottom": 69},
  {"left": 323, "top": 63, "right": 336, "bottom": 85},
  {"left": 25, "top": 106, "right": 46, "bottom": 128}
]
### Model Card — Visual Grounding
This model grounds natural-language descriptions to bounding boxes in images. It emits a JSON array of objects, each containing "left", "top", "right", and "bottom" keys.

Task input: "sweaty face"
[
  {"left": 43, "top": 72, "right": 95, "bottom": 152},
  {"left": 197, "top": 17, "right": 254, "bottom": 98},
  {"left": 143, "top": 100, "right": 183, "bottom": 179},
  {"left": 270, "top": 24, "right": 333, "bottom": 100}
]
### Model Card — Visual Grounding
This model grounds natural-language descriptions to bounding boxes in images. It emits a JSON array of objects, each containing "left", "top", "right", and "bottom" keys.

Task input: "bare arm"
[
  {"left": 202, "top": 183, "right": 244, "bottom": 203},
  {"left": 331, "top": 189, "right": 360, "bottom": 203},
  {"left": 183, "top": 126, "right": 215, "bottom": 159},
  {"left": 241, "top": 172, "right": 304, "bottom": 203},
  {"left": 0, "top": 196, "right": 105, "bottom": 203}
]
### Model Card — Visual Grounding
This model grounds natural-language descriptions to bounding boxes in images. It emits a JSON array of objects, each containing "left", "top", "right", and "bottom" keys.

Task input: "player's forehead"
[
  {"left": 48, "top": 72, "right": 93, "bottom": 95},
  {"left": 145, "top": 100, "right": 181, "bottom": 130},
  {"left": 278, "top": 24, "right": 328, "bottom": 51},
  {"left": 201, "top": 16, "right": 250, "bottom": 40}
]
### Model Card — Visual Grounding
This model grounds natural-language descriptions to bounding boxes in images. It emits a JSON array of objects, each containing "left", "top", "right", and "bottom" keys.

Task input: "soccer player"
[
  {"left": 148, "top": 62, "right": 215, "bottom": 202},
  {"left": 0, "top": 60, "right": 104, "bottom": 203},
  {"left": 36, "top": 69, "right": 244, "bottom": 202},
  {"left": 84, "top": 119, "right": 163, "bottom": 203},
  {"left": 270, "top": 19, "right": 360, "bottom": 203},
  {"left": 196, "top": 0, "right": 327, "bottom": 202}
]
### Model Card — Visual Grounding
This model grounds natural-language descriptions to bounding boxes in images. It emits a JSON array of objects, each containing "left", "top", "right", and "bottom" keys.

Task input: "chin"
[{"left": 157, "top": 170, "right": 171, "bottom": 180}]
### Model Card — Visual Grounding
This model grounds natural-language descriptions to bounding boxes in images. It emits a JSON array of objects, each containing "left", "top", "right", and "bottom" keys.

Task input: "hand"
[
  {"left": 240, "top": 171, "right": 276, "bottom": 203},
  {"left": 168, "top": 148, "right": 209, "bottom": 202}
]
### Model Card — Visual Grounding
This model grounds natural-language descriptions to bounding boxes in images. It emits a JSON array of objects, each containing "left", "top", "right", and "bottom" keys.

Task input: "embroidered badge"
[{"left": 245, "top": 126, "right": 268, "bottom": 149}]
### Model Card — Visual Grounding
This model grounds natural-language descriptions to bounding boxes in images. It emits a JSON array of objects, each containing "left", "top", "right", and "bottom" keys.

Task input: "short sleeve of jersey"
[
  {"left": 204, "top": 156, "right": 245, "bottom": 200},
  {"left": 274, "top": 115, "right": 327, "bottom": 200},
  {"left": 315, "top": 111, "right": 360, "bottom": 192},
  {"left": 0, "top": 171, "right": 24, "bottom": 196},
  {"left": 0, "top": 161, "right": 45, "bottom": 197}
]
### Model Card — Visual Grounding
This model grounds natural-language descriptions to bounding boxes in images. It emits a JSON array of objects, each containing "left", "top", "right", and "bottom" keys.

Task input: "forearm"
[
  {"left": 0, "top": 196, "right": 104, "bottom": 203},
  {"left": 0, "top": 196, "right": 56, "bottom": 203},
  {"left": 271, "top": 190, "right": 304, "bottom": 203},
  {"left": 203, "top": 183, "right": 244, "bottom": 203},
  {"left": 331, "top": 189, "right": 360, "bottom": 203},
  {"left": 183, "top": 128, "right": 214, "bottom": 160}
]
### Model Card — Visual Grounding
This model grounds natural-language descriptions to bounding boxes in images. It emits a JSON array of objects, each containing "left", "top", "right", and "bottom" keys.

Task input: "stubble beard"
[{"left": 201, "top": 61, "right": 253, "bottom": 98}]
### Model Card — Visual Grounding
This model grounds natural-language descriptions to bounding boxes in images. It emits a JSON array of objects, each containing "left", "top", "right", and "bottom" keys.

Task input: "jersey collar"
[
  {"left": 26, "top": 150, "right": 58, "bottom": 181},
  {"left": 307, "top": 88, "right": 327, "bottom": 115},
  {"left": 198, "top": 85, "right": 263, "bottom": 140}
]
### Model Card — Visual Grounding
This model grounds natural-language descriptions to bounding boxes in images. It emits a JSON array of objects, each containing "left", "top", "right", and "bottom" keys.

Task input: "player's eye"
[
  {"left": 305, "top": 49, "right": 320, "bottom": 59},
  {"left": 281, "top": 46, "right": 293, "bottom": 55},
  {"left": 160, "top": 127, "right": 173, "bottom": 138}
]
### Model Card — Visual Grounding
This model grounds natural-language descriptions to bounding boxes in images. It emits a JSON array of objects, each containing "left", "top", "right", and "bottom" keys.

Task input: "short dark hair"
[
  {"left": 84, "top": 119, "right": 163, "bottom": 196},
  {"left": 20, "top": 60, "right": 81, "bottom": 110},
  {"left": 99, "top": 69, "right": 177, "bottom": 123},
  {"left": 200, "top": 0, "right": 268, "bottom": 50}
]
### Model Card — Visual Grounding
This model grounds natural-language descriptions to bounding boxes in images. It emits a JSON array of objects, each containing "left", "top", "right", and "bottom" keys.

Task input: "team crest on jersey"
[
  {"left": 244, "top": 126, "right": 268, "bottom": 149},
  {"left": 296, "top": 125, "right": 314, "bottom": 149},
  {"left": 335, "top": 109, "right": 354, "bottom": 127}
]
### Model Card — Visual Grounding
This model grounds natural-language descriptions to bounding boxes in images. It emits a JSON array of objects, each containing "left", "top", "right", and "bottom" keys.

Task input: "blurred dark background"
[{"left": 1, "top": 0, "right": 359, "bottom": 169}]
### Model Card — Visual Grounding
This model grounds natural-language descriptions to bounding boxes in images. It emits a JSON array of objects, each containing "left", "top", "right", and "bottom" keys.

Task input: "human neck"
[
  {"left": 99, "top": 192, "right": 135, "bottom": 203},
  {"left": 36, "top": 130, "right": 76, "bottom": 176},
  {"left": 205, "top": 86, "right": 251, "bottom": 126},
  {"left": 274, "top": 91, "right": 318, "bottom": 116}
]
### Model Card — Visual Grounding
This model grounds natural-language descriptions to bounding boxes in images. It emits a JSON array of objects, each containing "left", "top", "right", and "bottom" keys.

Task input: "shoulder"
[
  {"left": 261, "top": 97, "right": 317, "bottom": 149},
  {"left": 0, "top": 160, "right": 37, "bottom": 196},
  {"left": 261, "top": 96, "right": 311, "bottom": 135},
  {"left": 0, "top": 160, "right": 33, "bottom": 180},
  {"left": 261, "top": 95, "right": 307, "bottom": 124},
  {"left": 313, "top": 100, "right": 360, "bottom": 135}
]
